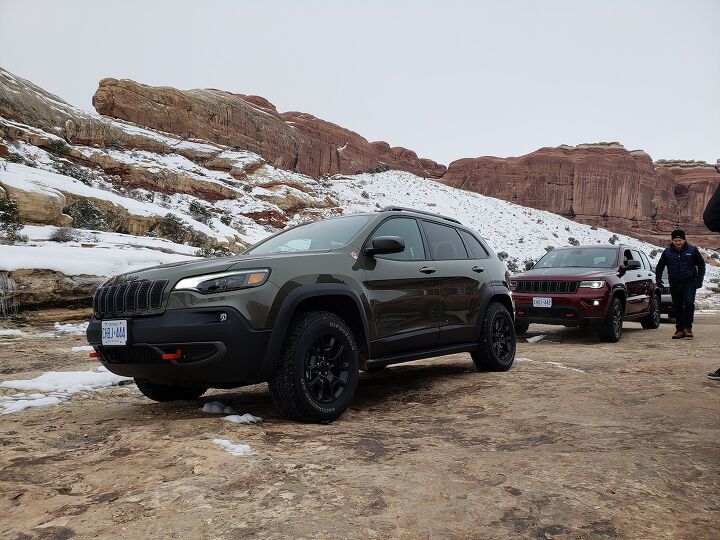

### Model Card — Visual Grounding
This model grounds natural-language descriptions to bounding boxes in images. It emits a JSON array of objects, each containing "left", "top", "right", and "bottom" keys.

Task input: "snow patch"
[
  {"left": 71, "top": 345, "right": 95, "bottom": 352},
  {"left": 516, "top": 357, "right": 586, "bottom": 373},
  {"left": 212, "top": 438, "right": 256, "bottom": 456},
  {"left": 0, "top": 329, "right": 25, "bottom": 337},
  {"left": 223, "top": 413, "right": 263, "bottom": 424},
  {"left": 53, "top": 322, "right": 89, "bottom": 335},
  {"left": 526, "top": 335, "right": 546, "bottom": 343},
  {"left": 202, "top": 401, "right": 239, "bottom": 415}
]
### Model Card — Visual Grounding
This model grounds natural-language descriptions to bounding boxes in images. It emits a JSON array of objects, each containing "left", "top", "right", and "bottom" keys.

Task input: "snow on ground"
[
  {"left": 71, "top": 345, "right": 95, "bottom": 352},
  {"left": 223, "top": 413, "right": 263, "bottom": 424},
  {"left": 0, "top": 366, "right": 131, "bottom": 414},
  {"left": 212, "top": 438, "right": 256, "bottom": 456},
  {"left": 516, "top": 357, "right": 586, "bottom": 373},
  {"left": 53, "top": 322, "right": 89, "bottom": 335},
  {"left": 202, "top": 401, "right": 263, "bottom": 423},
  {"left": 0, "top": 329, "right": 26, "bottom": 337}
]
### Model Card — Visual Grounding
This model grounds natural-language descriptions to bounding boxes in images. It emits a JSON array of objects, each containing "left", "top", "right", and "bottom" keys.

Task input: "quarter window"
[
  {"left": 459, "top": 230, "right": 489, "bottom": 259},
  {"left": 371, "top": 218, "right": 426, "bottom": 260},
  {"left": 421, "top": 221, "right": 468, "bottom": 260}
]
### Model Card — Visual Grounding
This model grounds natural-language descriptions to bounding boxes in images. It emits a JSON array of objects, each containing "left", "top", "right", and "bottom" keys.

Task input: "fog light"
[
  {"left": 592, "top": 300, "right": 600, "bottom": 306},
  {"left": 219, "top": 312, "right": 228, "bottom": 322}
]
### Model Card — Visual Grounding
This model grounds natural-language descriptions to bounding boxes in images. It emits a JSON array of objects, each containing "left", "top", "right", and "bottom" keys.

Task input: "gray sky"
[{"left": 1, "top": 0, "right": 718, "bottom": 165}]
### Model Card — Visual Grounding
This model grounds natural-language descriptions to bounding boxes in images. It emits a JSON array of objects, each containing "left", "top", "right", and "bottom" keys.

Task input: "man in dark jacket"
[
  {"left": 703, "top": 183, "right": 719, "bottom": 379},
  {"left": 655, "top": 230, "right": 705, "bottom": 339}
]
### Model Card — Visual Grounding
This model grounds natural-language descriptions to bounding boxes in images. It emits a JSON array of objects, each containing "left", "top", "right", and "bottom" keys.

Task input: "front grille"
[
  {"left": 661, "top": 286, "right": 670, "bottom": 294},
  {"left": 517, "top": 280, "right": 579, "bottom": 294},
  {"left": 93, "top": 279, "right": 167, "bottom": 317}
]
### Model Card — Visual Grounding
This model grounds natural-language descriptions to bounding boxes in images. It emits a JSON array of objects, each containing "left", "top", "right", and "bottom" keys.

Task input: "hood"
[{"left": 515, "top": 267, "right": 616, "bottom": 280}]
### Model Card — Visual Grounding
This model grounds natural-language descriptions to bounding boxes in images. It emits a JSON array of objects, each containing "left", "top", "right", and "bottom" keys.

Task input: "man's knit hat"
[{"left": 671, "top": 229, "right": 686, "bottom": 240}]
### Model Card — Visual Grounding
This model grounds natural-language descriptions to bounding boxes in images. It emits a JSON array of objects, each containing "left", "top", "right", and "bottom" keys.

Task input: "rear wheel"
[
  {"left": 514, "top": 320, "right": 530, "bottom": 336},
  {"left": 640, "top": 295, "right": 661, "bottom": 329},
  {"left": 471, "top": 302, "right": 516, "bottom": 372},
  {"left": 269, "top": 311, "right": 359, "bottom": 423},
  {"left": 134, "top": 378, "right": 207, "bottom": 402},
  {"left": 599, "top": 297, "right": 624, "bottom": 342}
]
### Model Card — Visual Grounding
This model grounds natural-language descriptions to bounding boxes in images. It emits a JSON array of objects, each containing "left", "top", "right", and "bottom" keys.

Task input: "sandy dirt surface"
[{"left": 1, "top": 313, "right": 718, "bottom": 539}]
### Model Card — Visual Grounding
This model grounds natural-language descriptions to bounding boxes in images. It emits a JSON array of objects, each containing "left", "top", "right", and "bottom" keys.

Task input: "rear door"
[
  {"left": 635, "top": 249, "right": 655, "bottom": 313},
  {"left": 362, "top": 217, "right": 440, "bottom": 357},
  {"left": 419, "top": 220, "right": 487, "bottom": 345}
]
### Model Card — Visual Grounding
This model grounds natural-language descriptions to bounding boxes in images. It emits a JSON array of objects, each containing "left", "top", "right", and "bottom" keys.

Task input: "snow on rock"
[
  {"left": 223, "top": 413, "right": 263, "bottom": 424},
  {"left": 212, "top": 438, "right": 257, "bottom": 456},
  {"left": 0, "top": 366, "right": 131, "bottom": 414}
]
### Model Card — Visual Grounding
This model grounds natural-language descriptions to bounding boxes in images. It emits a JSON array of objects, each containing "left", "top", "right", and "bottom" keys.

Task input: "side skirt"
[{"left": 367, "top": 342, "right": 479, "bottom": 369}]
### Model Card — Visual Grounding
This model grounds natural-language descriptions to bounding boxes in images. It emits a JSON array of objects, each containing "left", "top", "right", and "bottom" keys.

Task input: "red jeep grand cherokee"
[{"left": 510, "top": 244, "right": 660, "bottom": 342}]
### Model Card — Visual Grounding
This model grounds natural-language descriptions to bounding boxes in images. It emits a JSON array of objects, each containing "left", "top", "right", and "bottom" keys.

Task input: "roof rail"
[{"left": 379, "top": 206, "right": 462, "bottom": 225}]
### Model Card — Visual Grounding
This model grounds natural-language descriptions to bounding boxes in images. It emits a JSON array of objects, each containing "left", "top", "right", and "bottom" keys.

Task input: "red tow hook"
[
  {"left": 162, "top": 349, "right": 182, "bottom": 361},
  {"left": 89, "top": 351, "right": 100, "bottom": 359}
]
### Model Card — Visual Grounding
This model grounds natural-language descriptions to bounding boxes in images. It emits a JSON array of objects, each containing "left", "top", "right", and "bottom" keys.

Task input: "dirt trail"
[{"left": 1, "top": 315, "right": 718, "bottom": 539}]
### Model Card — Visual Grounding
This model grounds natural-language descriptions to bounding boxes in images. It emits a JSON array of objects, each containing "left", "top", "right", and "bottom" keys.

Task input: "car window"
[
  {"left": 371, "top": 218, "right": 426, "bottom": 261},
  {"left": 459, "top": 230, "right": 489, "bottom": 259},
  {"left": 623, "top": 249, "right": 634, "bottom": 265},
  {"left": 639, "top": 251, "right": 651, "bottom": 270},
  {"left": 421, "top": 221, "right": 468, "bottom": 260},
  {"left": 631, "top": 250, "right": 645, "bottom": 267}
]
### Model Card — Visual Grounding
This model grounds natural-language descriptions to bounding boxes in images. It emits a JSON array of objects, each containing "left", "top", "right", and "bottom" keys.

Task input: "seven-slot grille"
[
  {"left": 93, "top": 279, "right": 167, "bottom": 317},
  {"left": 517, "top": 280, "right": 579, "bottom": 294}
]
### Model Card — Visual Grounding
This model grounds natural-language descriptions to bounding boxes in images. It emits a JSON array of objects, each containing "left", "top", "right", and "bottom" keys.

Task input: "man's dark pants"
[{"left": 670, "top": 282, "right": 696, "bottom": 332}]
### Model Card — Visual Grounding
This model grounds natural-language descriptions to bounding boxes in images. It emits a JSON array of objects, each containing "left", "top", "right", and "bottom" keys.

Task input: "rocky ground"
[{"left": 0, "top": 313, "right": 718, "bottom": 539}]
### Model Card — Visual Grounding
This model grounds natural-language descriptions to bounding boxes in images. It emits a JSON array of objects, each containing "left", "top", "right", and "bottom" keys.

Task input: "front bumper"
[
  {"left": 513, "top": 290, "right": 609, "bottom": 328},
  {"left": 86, "top": 307, "right": 271, "bottom": 387}
]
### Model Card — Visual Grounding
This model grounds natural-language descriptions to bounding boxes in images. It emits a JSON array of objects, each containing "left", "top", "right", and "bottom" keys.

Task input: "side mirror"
[
  {"left": 364, "top": 236, "right": 405, "bottom": 256},
  {"left": 525, "top": 261, "right": 534, "bottom": 271},
  {"left": 626, "top": 260, "right": 641, "bottom": 270}
]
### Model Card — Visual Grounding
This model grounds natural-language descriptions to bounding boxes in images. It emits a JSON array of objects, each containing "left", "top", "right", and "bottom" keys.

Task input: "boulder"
[{"left": 0, "top": 178, "right": 71, "bottom": 226}]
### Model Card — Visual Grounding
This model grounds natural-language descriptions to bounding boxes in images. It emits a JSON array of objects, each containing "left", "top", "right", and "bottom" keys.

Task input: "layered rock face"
[
  {"left": 93, "top": 78, "right": 445, "bottom": 179},
  {"left": 441, "top": 144, "right": 720, "bottom": 247}
]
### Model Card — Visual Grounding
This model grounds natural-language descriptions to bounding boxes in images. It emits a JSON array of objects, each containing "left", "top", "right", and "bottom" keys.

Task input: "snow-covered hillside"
[{"left": 1, "top": 121, "right": 718, "bottom": 310}]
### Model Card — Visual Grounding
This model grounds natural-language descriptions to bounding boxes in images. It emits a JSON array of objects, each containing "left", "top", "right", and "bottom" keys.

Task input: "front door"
[
  {"left": 622, "top": 248, "right": 647, "bottom": 315},
  {"left": 361, "top": 217, "right": 440, "bottom": 357}
]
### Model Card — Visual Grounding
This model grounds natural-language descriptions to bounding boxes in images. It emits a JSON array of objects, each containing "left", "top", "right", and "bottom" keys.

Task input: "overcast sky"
[{"left": 1, "top": 0, "right": 718, "bottom": 165}]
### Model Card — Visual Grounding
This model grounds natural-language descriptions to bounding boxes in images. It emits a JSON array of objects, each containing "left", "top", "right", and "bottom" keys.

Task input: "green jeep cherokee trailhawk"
[{"left": 87, "top": 207, "right": 516, "bottom": 422}]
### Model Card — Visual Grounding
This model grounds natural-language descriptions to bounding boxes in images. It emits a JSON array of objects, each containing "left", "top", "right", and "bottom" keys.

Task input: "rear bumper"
[
  {"left": 86, "top": 307, "right": 271, "bottom": 387},
  {"left": 513, "top": 290, "right": 609, "bottom": 328}
]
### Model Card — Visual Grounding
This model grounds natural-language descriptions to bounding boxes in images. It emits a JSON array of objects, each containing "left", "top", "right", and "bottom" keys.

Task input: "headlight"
[
  {"left": 579, "top": 280, "right": 605, "bottom": 289},
  {"left": 173, "top": 269, "right": 270, "bottom": 294},
  {"left": 509, "top": 280, "right": 518, "bottom": 292}
]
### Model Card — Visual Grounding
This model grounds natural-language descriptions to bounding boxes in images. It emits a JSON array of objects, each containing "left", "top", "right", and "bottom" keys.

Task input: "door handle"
[
  {"left": 636, "top": 274, "right": 641, "bottom": 277},
  {"left": 419, "top": 266, "right": 436, "bottom": 274},
  {"left": 472, "top": 266, "right": 485, "bottom": 273}
]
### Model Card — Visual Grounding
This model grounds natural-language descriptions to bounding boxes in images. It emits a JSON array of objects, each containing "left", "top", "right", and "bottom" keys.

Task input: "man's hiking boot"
[
  {"left": 684, "top": 329, "right": 694, "bottom": 339},
  {"left": 708, "top": 369, "right": 720, "bottom": 381},
  {"left": 672, "top": 331, "right": 685, "bottom": 339}
]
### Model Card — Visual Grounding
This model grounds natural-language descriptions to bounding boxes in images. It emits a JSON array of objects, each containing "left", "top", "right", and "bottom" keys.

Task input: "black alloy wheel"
[
  {"left": 641, "top": 295, "right": 661, "bottom": 329},
  {"left": 599, "top": 296, "right": 624, "bottom": 342},
  {"left": 304, "top": 334, "right": 351, "bottom": 403},
  {"left": 472, "top": 302, "right": 516, "bottom": 371}
]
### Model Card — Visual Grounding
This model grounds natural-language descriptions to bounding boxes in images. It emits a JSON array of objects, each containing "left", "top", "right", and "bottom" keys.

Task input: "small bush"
[
  {"left": 64, "top": 200, "right": 106, "bottom": 230},
  {"left": 650, "top": 249, "right": 660, "bottom": 258},
  {"left": 195, "top": 245, "right": 233, "bottom": 258},
  {"left": 361, "top": 191, "right": 370, "bottom": 199},
  {"left": 49, "top": 139, "right": 69, "bottom": 154},
  {"left": 497, "top": 251, "right": 509, "bottom": 261},
  {"left": 0, "top": 197, "right": 24, "bottom": 243},
  {"left": 608, "top": 234, "right": 620, "bottom": 245},
  {"left": 187, "top": 229, "right": 211, "bottom": 248},
  {"left": 545, "top": 245, "right": 555, "bottom": 252},
  {"left": 568, "top": 237, "right": 580, "bottom": 246},
  {"left": 564, "top": 225, "right": 570, "bottom": 232},
  {"left": 189, "top": 200, "right": 212, "bottom": 224},
  {"left": 518, "top": 237, "right": 524, "bottom": 244},
  {"left": 242, "top": 185, "right": 253, "bottom": 193},
  {"left": 220, "top": 215, "right": 232, "bottom": 226},
  {"left": 155, "top": 214, "right": 191, "bottom": 244},
  {"left": 590, "top": 225, "right": 598, "bottom": 230},
  {"left": 54, "top": 162, "right": 93, "bottom": 186},
  {"left": 50, "top": 227, "right": 78, "bottom": 243},
  {"left": 109, "top": 139, "right": 124, "bottom": 151},
  {"left": 506, "top": 258, "right": 520, "bottom": 274},
  {"left": 711, "top": 252, "right": 719, "bottom": 260},
  {"left": 5, "top": 154, "right": 25, "bottom": 164}
]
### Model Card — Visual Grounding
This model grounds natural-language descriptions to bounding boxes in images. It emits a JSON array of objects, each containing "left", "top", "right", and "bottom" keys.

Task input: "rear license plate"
[
  {"left": 533, "top": 297, "right": 552, "bottom": 308},
  {"left": 101, "top": 320, "right": 128, "bottom": 346}
]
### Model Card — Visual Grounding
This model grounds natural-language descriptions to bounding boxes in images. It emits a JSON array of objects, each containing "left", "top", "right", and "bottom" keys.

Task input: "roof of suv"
[{"left": 378, "top": 206, "right": 462, "bottom": 225}]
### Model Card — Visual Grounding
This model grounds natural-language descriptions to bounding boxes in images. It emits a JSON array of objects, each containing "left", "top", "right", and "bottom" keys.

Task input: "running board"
[{"left": 367, "top": 343, "right": 479, "bottom": 369}]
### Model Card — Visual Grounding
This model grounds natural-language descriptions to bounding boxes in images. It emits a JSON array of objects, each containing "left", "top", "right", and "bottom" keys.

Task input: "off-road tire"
[
  {"left": 640, "top": 295, "right": 661, "bottom": 329},
  {"left": 471, "top": 302, "right": 516, "bottom": 372},
  {"left": 268, "top": 311, "right": 359, "bottom": 423},
  {"left": 134, "top": 378, "right": 207, "bottom": 402},
  {"left": 599, "top": 296, "right": 624, "bottom": 342},
  {"left": 514, "top": 320, "right": 530, "bottom": 336},
  {"left": 365, "top": 365, "right": 386, "bottom": 374}
]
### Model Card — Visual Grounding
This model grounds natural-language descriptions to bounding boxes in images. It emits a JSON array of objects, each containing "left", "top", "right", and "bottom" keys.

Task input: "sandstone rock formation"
[
  {"left": 0, "top": 178, "right": 71, "bottom": 226},
  {"left": 92, "top": 78, "right": 445, "bottom": 179},
  {"left": 441, "top": 144, "right": 720, "bottom": 248}
]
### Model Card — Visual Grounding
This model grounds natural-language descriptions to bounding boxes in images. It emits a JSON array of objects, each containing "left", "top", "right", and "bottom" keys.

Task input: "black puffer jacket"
[{"left": 655, "top": 243, "right": 705, "bottom": 286}]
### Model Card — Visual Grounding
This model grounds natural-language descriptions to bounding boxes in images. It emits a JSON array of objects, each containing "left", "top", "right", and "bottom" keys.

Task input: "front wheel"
[
  {"left": 471, "top": 302, "right": 516, "bottom": 372},
  {"left": 640, "top": 295, "right": 661, "bottom": 329},
  {"left": 514, "top": 320, "right": 530, "bottom": 336},
  {"left": 134, "top": 378, "right": 207, "bottom": 402},
  {"left": 599, "top": 297, "right": 624, "bottom": 342},
  {"left": 269, "top": 311, "right": 359, "bottom": 423}
]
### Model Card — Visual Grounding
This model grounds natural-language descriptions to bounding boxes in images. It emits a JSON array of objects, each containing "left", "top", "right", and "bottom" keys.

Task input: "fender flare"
[{"left": 255, "top": 284, "right": 371, "bottom": 381}]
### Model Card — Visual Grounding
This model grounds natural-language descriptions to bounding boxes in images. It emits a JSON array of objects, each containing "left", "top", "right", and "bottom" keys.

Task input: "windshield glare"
[
  {"left": 534, "top": 248, "right": 618, "bottom": 269},
  {"left": 245, "top": 215, "right": 371, "bottom": 255}
]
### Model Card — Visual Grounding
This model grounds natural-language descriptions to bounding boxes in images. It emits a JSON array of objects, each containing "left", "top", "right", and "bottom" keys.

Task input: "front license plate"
[
  {"left": 101, "top": 320, "right": 128, "bottom": 346},
  {"left": 533, "top": 297, "right": 552, "bottom": 308}
]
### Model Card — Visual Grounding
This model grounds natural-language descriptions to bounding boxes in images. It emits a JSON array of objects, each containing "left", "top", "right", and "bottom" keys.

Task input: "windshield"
[
  {"left": 245, "top": 215, "right": 371, "bottom": 255},
  {"left": 534, "top": 248, "right": 618, "bottom": 269}
]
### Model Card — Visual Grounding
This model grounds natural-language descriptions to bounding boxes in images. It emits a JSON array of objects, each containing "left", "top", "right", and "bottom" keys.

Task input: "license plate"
[
  {"left": 101, "top": 320, "right": 128, "bottom": 346},
  {"left": 533, "top": 297, "right": 552, "bottom": 308}
]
